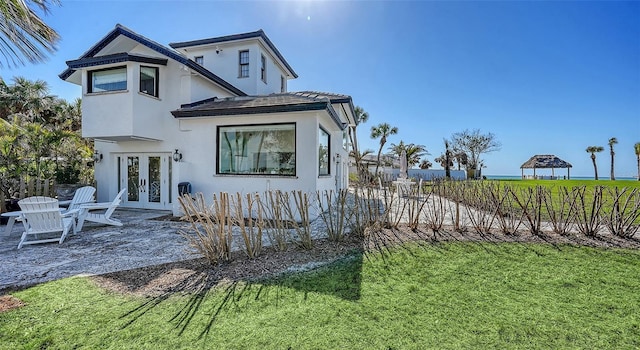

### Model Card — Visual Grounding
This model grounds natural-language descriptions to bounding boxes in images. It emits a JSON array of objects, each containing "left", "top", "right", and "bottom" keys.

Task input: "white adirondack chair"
[
  {"left": 17, "top": 196, "right": 78, "bottom": 249},
  {"left": 63, "top": 186, "right": 96, "bottom": 213},
  {"left": 77, "top": 188, "right": 126, "bottom": 231}
]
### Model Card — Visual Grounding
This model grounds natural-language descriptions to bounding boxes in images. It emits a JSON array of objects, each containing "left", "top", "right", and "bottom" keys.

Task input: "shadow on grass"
[
  {"left": 110, "top": 222, "right": 640, "bottom": 340},
  {"left": 111, "top": 237, "right": 366, "bottom": 339}
]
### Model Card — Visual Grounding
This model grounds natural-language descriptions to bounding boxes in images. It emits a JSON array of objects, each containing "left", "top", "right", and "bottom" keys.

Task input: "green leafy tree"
[
  {"left": 608, "top": 137, "right": 617, "bottom": 180},
  {"left": 370, "top": 122, "right": 398, "bottom": 177},
  {"left": 0, "top": 77, "right": 92, "bottom": 198},
  {"left": 0, "top": 0, "right": 60, "bottom": 68},
  {"left": 586, "top": 146, "right": 604, "bottom": 180}
]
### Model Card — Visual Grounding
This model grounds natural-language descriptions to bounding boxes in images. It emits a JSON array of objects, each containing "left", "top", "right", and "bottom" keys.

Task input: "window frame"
[
  {"left": 260, "top": 54, "right": 267, "bottom": 83},
  {"left": 217, "top": 122, "right": 297, "bottom": 176},
  {"left": 139, "top": 65, "right": 159, "bottom": 98},
  {"left": 239, "top": 50, "right": 249, "bottom": 78},
  {"left": 318, "top": 126, "right": 330, "bottom": 176},
  {"left": 194, "top": 56, "right": 204, "bottom": 65},
  {"left": 87, "top": 66, "right": 127, "bottom": 94}
]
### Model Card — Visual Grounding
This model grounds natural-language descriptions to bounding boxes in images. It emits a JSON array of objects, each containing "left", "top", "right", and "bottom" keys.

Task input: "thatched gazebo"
[{"left": 520, "top": 154, "right": 572, "bottom": 180}]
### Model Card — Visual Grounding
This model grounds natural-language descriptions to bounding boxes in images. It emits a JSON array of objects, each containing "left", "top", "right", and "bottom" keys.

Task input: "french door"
[{"left": 118, "top": 153, "right": 171, "bottom": 209}]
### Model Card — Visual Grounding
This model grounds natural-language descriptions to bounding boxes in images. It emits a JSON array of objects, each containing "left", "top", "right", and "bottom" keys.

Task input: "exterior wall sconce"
[
  {"left": 172, "top": 149, "right": 183, "bottom": 162},
  {"left": 93, "top": 150, "right": 103, "bottom": 163}
]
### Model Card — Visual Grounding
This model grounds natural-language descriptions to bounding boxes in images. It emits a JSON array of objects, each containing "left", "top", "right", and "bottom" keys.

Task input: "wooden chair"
[
  {"left": 17, "top": 196, "right": 78, "bottom": 249},
  {"left": 77, "top": 188, "right": 126, "bottom": 231},
  {"left": 63, "top": 186, "right": 96, "bottom": 213}
]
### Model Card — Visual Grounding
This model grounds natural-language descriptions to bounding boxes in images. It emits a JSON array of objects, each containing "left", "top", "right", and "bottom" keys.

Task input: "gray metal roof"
[
  {"left": 59, "top": 24, "right": 246, "bottom": 96},
  {"left": 520, "top": 154, "right": 572, "bottom": 169},
  {"left": 171, "top": 92, "right": 348, "bottom": 130}
]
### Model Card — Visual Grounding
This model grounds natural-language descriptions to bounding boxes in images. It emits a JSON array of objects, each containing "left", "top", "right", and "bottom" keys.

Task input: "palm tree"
[
  {"left": 608, "top": 137, "right": 617, "bottom": 180},
  {"left": 434, "top": 140, "right": 454, "bottom": 179},
  {"left": 388, "top": 141, "right": 428, "bottom": 168},
  {"left": 586, "top": 146, "right": 604, "bottom": 180},
  {"left": 349, "top": 106, "right": 368, "bottom": 177},
  {"left": 635, "top": 142, "right": 640, "bottom": 181},
  {"left": 370, "top": 123, "right": 398, "bottom": 177},
  {"left": 0, "top": 0, "right": 60, "bottom": 68},
  {"left": 419, "top": 159, "right": 432, "bottom": 169},
  {"left": 0, "top": 77, "right": 54, "bottom": 122},
  {"left": 349, "top": 148, "right": 373, "bottom": 182}
]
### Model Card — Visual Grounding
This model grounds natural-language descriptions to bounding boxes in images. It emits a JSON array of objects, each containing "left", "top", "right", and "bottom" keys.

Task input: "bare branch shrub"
[
  {"left": 178, "top": 192, "right": 232, "bottom": 265},
  {"left": 406, "top": 185, "right": 429, "bottom": 231},
  {"left": 510, "top": 186, "right": 547, "bottom": 235},
  {"left": 543, "top": 186, "right": 577, "bottom": 235},
  {"left": 349, "top": 186, "right": 385, "bottom": 237},
  {"left": 602, "top": 187, "right": 640, "bottom": 238},
  {"left": 442, "top": 181, "right": 468, "bottom": 232},
  {"left": 289, "top": 190, "right": 313, "bottom": 249},
  {"left": 463, "top": 181, "right": 497, "bottom": 234},
  {"left": 488, "top": 184, "right": 522, "bottom": 234},
  {"left": 260, "top": 190, "right": 290, "bottom": 251},
  {"left": 574, "top": 186, "right": 604, "bottom": 237},
  {"left": 423, "top": 182, "right": 448, "bottom": 233},
  {"left": 317, "top": 189, "right": 350, "bottom": 242},
  {"left": 230, "top": 193, "right": 264, "bottom": 258}
]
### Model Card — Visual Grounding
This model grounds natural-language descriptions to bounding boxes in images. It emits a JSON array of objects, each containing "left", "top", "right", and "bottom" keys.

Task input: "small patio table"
[
  {"left": 1, "top": 211, "right": 22, "bottom": 237},
  {"left": 2, "top": 206, "right": 74, "bottom": 237}
]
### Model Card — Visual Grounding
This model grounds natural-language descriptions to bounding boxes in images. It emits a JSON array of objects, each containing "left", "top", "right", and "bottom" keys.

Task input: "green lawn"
[
  {"left": 491, "top": 178, "right": 640, "bottom": 191},
  {"left": 1, "top": 242, "right": 639, "bottom": 349}
]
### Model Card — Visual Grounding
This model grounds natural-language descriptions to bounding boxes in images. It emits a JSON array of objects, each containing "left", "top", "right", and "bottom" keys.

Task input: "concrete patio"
[{"left": 0, "top": 209, "right": 194, "bottom": 292}]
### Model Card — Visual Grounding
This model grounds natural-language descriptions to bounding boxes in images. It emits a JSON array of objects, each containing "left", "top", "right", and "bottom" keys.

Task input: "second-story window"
[
  {"left": 239, "top": 50, "right": 249, "bottom": 78},
  {"left": 88, "top": 66, "right": 127, "bottom": 93},
  {"left": 140, "top": 66, "right": 159, "bottom": 97},
  {"left": 261, "top": 54, "right": 266, "bottom": 83},
  {"left": 280, "top": 75, "right": 285, "bottom": 93},
  {"left": 195, "top": 56, "right": 203, "bottom": 65}
]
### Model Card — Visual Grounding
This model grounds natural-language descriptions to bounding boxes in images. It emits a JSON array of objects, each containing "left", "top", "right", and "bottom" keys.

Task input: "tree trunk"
[
  {"left": 591, "top": 154, "right": 598, "bottom": 180},
  {"left": 610, "top": 150, "right": 615, "bottom": 180}
]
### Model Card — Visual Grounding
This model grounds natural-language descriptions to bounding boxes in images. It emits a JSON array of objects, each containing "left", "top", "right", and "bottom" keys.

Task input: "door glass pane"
[
  {"left": 148, "top": 156, "right": 161, "bottom": 203},
  {"left": 127, "top": 156, "right": 139, "bottom": 202}
]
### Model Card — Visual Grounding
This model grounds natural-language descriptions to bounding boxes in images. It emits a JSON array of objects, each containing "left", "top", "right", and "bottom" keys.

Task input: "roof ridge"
[{"left": 59, "top": 24, "right": 247, "bottom": 96}]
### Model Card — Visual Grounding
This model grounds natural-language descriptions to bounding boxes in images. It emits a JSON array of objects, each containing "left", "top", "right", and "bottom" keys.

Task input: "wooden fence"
[{"left": 1, "top": 177, "right": 57, "bottom": 214}]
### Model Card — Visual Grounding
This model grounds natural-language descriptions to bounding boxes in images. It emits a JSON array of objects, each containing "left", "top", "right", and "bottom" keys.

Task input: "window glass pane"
[
  {"left": 219, "top": 124, "right": 295, "bottom": 175},
  {"left": 343, "top": 130, "right": 349, "bottom": 150},
  {"left": 140, "top": 66, "right": 157, "bottom": 97},
  {"left": 239, "top": 50, "right": 249, "bottom": 77},
  {"left": 319, "top": 127, "right": 330, "bottom": 176},
  {"left": 195, "top": 56, "right": 203, "bottom": 65},
  {"left": 240, "top": 51, "right": 249, "bottom": 64},
  {"left": 91, "top": 67, "right": 126, "bottom": 92}
]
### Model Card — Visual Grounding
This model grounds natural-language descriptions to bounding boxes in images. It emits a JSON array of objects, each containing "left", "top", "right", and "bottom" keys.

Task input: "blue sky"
[{"left": 3, "top": 0, "right": 639, "bottom": 177}]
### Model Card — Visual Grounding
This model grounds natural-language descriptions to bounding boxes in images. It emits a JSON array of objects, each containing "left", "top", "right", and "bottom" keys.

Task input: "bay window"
[
  {"left": 140, "top": 66, "right": 158, "bottom": 97},
  {"left": 88, "top": 66, "right": 126, "bottom": 93}
]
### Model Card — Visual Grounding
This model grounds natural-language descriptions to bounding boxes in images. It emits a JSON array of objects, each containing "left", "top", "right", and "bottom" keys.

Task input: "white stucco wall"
[{"left": 180, "top": 41, "right": 289, "bottom": 96}]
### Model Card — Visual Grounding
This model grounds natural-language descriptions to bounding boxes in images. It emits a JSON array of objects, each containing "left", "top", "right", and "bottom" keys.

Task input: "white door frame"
[{"left": 118, "top": 153, "right": 172, "bottom": 210}]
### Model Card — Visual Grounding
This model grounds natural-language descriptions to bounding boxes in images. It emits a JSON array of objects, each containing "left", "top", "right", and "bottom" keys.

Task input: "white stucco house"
[{"left": 60, "top": 24, "right": 356, "bottom": 215}]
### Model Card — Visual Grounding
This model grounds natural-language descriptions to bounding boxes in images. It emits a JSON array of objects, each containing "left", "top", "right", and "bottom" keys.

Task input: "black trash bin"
[{"left": 178, "top": 182, "right": 192, "bottom": 197}]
